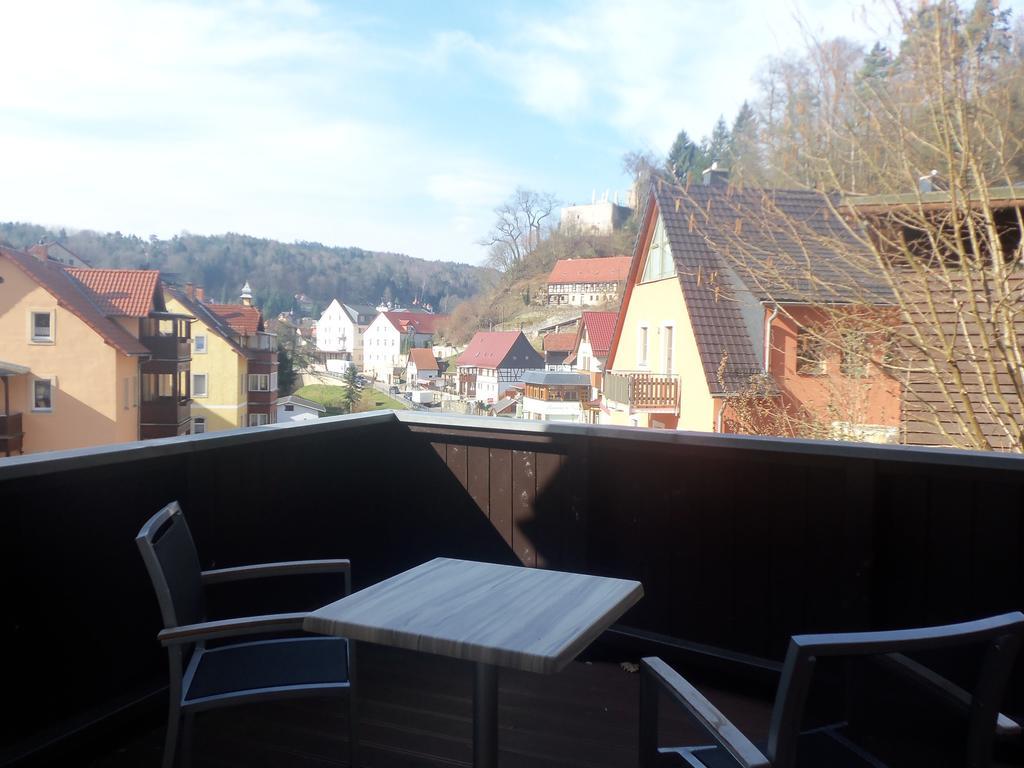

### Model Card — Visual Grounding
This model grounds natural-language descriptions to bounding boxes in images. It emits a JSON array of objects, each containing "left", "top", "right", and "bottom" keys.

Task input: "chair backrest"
[
  {"left": 765, "top": 612, "right": 1024, "bottom": 768},
  {"left": 136, "top": 501, "right": 206, "bottom": 631}
]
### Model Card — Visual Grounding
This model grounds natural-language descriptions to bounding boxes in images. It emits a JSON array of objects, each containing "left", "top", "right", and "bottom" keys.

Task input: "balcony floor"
[{"left": 87, "top": 643, "right": 774, "bottom": 768}]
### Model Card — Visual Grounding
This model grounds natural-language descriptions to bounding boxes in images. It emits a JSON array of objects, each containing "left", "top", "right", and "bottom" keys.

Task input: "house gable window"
[
  {"left": 194, "top": 335, "right": 207, "bottom": 354},
  {"left": 640, "top": 215, "right": 676, "bottom": 283},
  {"left": 30, "top": 310, "right": 54, "bottom": 343}
]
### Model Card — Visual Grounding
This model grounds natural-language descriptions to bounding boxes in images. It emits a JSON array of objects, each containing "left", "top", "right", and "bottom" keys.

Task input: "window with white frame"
[
  {"left": 270, "top": 371, "right": 278, "bottom": 392},
  {"left": 32, "top": 377, "right": 54, "bottom": 411},
  {"left": 193, "top": 373, "right": 208, "bottom": 397},
  {"left": 194, "top": 335, "right": 207, "bottom": 354},
  {"left": 194, "top": 417, "right": 206, "bottom": 434},
  {"left": 639, "top": 326, "right": 649, "bottom": 367},
  {"left": 248, "top": 413, "right": 269, "bottom": 426},
  {"left": 641, "top": 215, "right": 676, "bottom": 283},
  {"left": 663, "top": 325, "right": 675, "bottom": 374},
  {"left": 30, "top": 311, "right": 54, "bottom": 343},
  {"left": 248, "top": 373, "right": 270, "bottom": 391}
]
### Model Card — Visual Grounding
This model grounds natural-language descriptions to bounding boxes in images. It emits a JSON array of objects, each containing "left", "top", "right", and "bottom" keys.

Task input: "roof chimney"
[
  {"left": 702, "top": 161, "right": 729, "bottom": 188},
  {"left": 240, "top": 281, "right": 253, "bottom": 307},
  {"left": 185, "top": 282, "right": 195, "bottom": 299},
  {"left": 196, "top": 286, "right": 205, "bottom": 302},
  {"left": 28, "top": 242, "right": 49, "bottom": 262}
]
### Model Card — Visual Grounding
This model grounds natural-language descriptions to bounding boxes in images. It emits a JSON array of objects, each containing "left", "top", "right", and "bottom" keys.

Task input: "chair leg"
[
  {"left": 163, "top": 702, "right": 181, "bottom": 768},
  {"left": 181, "top": 712, "right": 195, "bottom": 768},
  {"left": 348, "top": 640, "right": 359, "bottom": 768}
]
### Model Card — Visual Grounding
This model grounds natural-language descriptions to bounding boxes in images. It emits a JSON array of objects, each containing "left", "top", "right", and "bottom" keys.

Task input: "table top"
[{"left": 303, "top": 557, "right": 644, "bottom": 674}]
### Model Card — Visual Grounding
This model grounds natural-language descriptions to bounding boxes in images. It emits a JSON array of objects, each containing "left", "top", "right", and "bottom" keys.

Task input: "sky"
[{"left": 0, "top": 0, "right": 910, "bottom": 264}]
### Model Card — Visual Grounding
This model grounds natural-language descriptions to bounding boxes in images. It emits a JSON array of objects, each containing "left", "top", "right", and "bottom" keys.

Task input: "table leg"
[{"left": 473, "top": 662, "right": 498, "bottom": 768}]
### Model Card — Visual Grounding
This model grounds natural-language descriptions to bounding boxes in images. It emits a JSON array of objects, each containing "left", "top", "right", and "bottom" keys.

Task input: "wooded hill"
[{"left": 0, "top": 222, "right": 493, "bottom": 320}]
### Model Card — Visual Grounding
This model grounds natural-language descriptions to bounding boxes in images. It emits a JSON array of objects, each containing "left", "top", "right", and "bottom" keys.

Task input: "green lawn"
[{"left": 294, "top": 383, "right": 409, "bottom": 415}]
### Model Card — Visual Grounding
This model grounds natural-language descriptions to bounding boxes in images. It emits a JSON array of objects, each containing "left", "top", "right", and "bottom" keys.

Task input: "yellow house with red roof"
[
  {"left": 165, "top": 282, "right": 278, "bottom": 433},
  {"left": 0, "top": 243, "right": 193, "bottom": 456}
]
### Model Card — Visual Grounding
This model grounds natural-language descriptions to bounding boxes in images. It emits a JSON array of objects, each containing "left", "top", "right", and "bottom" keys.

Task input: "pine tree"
[
  {"left": 727, "top": 102, "right": 763, "bottom": 184},
  {"left": 666, "top": 129, "right": 704, "bottom": 182}
]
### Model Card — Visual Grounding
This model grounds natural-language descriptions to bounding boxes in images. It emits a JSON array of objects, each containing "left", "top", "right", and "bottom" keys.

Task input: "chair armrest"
[
  {"left": 875, "top": 653, "right": 1021, "bottom": 737},
  {"left": 158, "top": 612, "right": 308, "bottom": 645},
  {"left": 201, "top": 559, "right": 351, "bottom": 584},
  {"left": 642, "top": 658, "right": 770, "bottom": 768}
]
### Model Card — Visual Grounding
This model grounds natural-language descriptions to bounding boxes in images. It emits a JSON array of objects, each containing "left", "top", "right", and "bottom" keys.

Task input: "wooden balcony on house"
[
  {"left": 3, "top": 413, "right": 1024, "bottom": 766},
  {"left": 603, "top": 371, "right": 679, "bottom": 410},
  {"left": 0, "top": 411, "right": 23, "bottom": 456},
  {"left": 140, "top": 397, "right": 192, "bottom": 438}
]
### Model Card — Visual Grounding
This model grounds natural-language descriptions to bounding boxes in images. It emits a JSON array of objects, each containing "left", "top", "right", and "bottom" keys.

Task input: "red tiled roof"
[
  {"left": 382, "top": 311, "right": 448, "bottom": 335},
  {"left": 547, "top": 256, "right": 631, "bottom": 285},
  {"left": 205, "top": 303, "right": 263, "bottom": 335},
  {"left": 579, "top": 311, "right": 618, "bottom": 357},
  {"left": 66, "top": 268, "right": 160, "bottom": 317},
  {"left": 457, "top": 331, "right": 543, "bottom": 369},
  {"left": 0, "top": 246, "right": 150, "bottom": 356},
  {"left": 542, "top": 332, "right": 576, "bottom": 353},
  {"left": 408, "top": 348, "right": 439, "bottom": 370}
]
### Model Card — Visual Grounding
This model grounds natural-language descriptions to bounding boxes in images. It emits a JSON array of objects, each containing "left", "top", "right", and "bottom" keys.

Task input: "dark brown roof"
[
  {"left": 0, "top": 246, "right": 150, "bottom": 356},
  {"left": 457, "top": 331, "right": 544, "bottom": 370}
]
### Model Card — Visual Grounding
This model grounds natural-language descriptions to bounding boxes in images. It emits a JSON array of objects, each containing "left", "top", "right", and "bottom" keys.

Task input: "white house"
[
  {"left": 456, "top": 331, "right": 545, "bottom": 404},
  {"left": 569, "top": 311, "right": 617, "bottom": 401},
  {"left": 546, "top": 256, "right": 632, "bottom": 306},
  {"left": 363, "top": 310, "right": 448, "bottom": 384},
  {"left": 316, "top": 300, "right": 376, "bottom": 368},
  {"left": 276, "top": 395, "right": 326, "bottom": 423},
  {"left": 407, "top": 348, "right": 439, "bottom": 385}
]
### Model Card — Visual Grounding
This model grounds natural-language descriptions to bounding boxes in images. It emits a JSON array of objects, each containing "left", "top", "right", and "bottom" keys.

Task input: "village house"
[
  {"left": 546, "top": 256, "right": 631, "bottom": 307},
  {"left": 456, "top": 331, "right": 544, "bottom": 404},
  {"left": 521, "top": 370, "right": 593, "bottom": 424},
  {"left": 363, "top": 310, "right": 448, "bottom": 385},
  {"left": 406, "top": 347, "right": 439, "bottom": 386},
  {"left": 541, "top": 332, "right": 576, "bottom": 370},
  {"left": 315, "top": 299, "right": 376, "bottom": 369},
  {"left": 166, "top": 281, "right": 278, "bottom": 432},
  {"left": 567, "top": 310, "right": 617, "bottom": 405},
  {"left": 0, "top": 244, "right": 193, "bottom": 455},
  {"left": 276, "top": 394, "right": 326, "bottom": 423},
  {"left": 602, "top": 170, "right": 900, "bottom": 438}
]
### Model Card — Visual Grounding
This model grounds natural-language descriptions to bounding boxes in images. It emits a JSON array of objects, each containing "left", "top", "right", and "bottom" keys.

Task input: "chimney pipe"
[
  {"left": 196, "top": 286, "right": 205, "bottom": 302},
  {"left": 185, "top": 282, "right": 195, "bottom": 299},
  {"left": 28, "top": 243, "right": 48, "bottom": 262},
  {"left": 702, "top": 161, "right": 730, "bottom": 187}
]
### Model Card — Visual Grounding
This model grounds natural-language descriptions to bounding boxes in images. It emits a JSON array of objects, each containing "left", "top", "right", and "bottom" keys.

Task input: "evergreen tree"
[
  {"left": 705, "top": 116, "right": 731, "bottom": 166},
  {"left": 666, "top": 129, "right": 705, "bottom": 182},
  {"left": 727, "top": 102, "right": 763, "bottom": 183},
  {"left": 341, "top": 366, "right": 361, "bottom": 414}
]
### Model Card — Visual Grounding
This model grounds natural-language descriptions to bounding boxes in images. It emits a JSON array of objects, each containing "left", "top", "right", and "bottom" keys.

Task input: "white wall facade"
[
  {"left": 363, "top": 314, "right": 402, "bottom": 383},
  {"left": 316, "top": 300, "right": 368, "bottom": 366},
  {"left": 276, "top": 401, "right": 322, "bottom": 422},
  {"left": 522, "top": 397, "right": 585, "bottom": 422}
]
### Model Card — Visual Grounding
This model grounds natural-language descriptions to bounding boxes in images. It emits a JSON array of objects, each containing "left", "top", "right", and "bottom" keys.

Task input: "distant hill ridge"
[{"left": 0, "top": 222, "right": 493, "bottom": 320}]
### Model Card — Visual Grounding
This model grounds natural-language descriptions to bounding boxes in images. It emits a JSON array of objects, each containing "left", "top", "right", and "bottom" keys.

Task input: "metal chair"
[
  {"left": 640, "top": 612, "right": 1024, "bottom": 768},
  {"left": 136, "top": 501, "right": 356, "bottom": 768}
]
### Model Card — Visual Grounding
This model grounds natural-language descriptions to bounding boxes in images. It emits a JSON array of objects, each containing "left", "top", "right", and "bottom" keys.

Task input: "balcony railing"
[
  {"left": 603, "top": 370, "right": 679, "bottom": 409},
  {"left": 0, "top": 411, "right": 23, "bottom": 456},
  {"left": 2, "top": 413, "right": 1024, "bottom": 763},
  {"left": 140, "top": 397, "right": 191, "bottom": 438},
  {"left": 141, "top": 336, "right": 190, "bottom": 362}
]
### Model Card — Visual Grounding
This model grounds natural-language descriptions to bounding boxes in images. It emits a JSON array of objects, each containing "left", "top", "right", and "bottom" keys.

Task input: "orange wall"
[
  {"left": 0, "top": 255, "right": 140, "bottom": 454},
  {"left": 766, "top": 305, "right": 900, "bottom": 431}
]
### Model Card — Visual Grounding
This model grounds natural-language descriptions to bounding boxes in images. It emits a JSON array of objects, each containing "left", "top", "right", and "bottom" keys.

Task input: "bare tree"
[{"left": 480, "top": 188, "right": 558, "bottom": 272}]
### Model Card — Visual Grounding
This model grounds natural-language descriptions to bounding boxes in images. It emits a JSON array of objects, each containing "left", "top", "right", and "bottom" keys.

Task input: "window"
[
  {"left": 194, "top": 335, "right": 207, "bottom": 354},
  {"left": 284, "top": 404, "right": 294, "bottom": 412},
  {"left": 639, "top": 326, "right": 649, "bottom": 367},
  {"left": 248, "top": 373, "right": 270, "bottom": 391},
  {"left": 32, "top": 377, "right": 54, "bottom": 411},
  {"left": 194, "top": 417, "right": 206, "bottom": 434},
  {"left": 123, "top": 377, "right": 130, "bottom": 410},
  {"left": 193, "top": 373, "right": 208, "bottom": 397},
  {"left": 641, "top": 215, "right": 676, "bottom": 282},
  {"left": 30, "top": 311, "right": 54, "bottom": 342},
  {"left": 270, "top": 371, "right": 278, "bottom": 391},
  {"left": 132, "top": 376, "right": 138, "bottom": 407},
  {"left": 796, "top": 331, "right": 826, "bottom": 375},
  {"left": 249, "top": 413, "right": 269, "bottom": 426},
  {"left": 663, "top": 325, "right": 674, "bottom": 374}
]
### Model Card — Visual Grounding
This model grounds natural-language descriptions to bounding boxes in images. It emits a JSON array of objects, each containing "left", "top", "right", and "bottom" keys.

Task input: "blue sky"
[{"left": 1, "top": 0, "right": 909, "bottom": 264}]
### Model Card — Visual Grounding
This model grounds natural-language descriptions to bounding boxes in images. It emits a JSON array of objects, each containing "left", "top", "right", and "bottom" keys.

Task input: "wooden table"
[{"left": 304, "top": 557, "right": 644, "bottom": 768}]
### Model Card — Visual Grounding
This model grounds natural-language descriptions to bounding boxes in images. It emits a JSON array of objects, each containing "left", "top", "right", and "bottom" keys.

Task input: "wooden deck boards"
[{"left": 86, "top": 643, "right": 774, "bottom": 768}]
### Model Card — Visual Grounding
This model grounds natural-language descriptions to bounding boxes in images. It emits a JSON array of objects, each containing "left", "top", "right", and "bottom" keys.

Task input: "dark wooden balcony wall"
[{"left": 1, "top": 412, "right": 1023, "bottom": 763}]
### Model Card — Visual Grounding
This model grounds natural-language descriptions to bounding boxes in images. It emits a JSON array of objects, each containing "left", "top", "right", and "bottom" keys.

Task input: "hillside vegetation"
[{"left": 0, "top": 222, "right": 493, "bottom": 320}]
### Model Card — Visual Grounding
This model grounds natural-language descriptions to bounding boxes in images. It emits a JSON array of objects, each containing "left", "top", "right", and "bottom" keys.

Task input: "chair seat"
[
  {"left": 661, "top": 726, "right": 887, "bottom": 768},
  {"left": 184, "top": 636, "right": 349, "bottom": 706}
]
